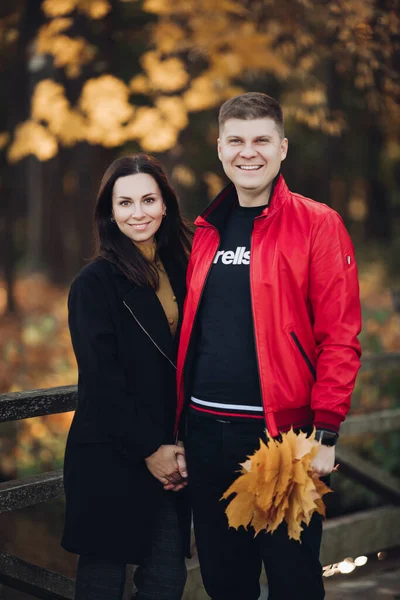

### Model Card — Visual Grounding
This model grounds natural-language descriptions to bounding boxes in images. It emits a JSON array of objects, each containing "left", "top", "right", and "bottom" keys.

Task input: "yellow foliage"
[
  {"left": 145, "top": 0, "right": 247, "bottom": 17},
  {"left": 222, "top": 429, "right": 332, "bottom": 541},
  {"left": 141, "top": 124, "right": 178, "bottom": 152},
  {"left": 204, "top": 172, "right": 225, "bottom": 199},
  {"left": 37, "top": 18, "right": 95, "bottom": 78},
  {"left": 126, "top": 107, "right": 162, "bottom": 138},
  {"left": 302, "top": 88, "right": 327, "bottom": 106},
  {"left": 212, "top": 53, "right": 244, "bottom": 78},
  {"left": 130, "top": 74, "right": 150, "bottom": 94},
  {"left": 80, "top": 75, "right": 133, "bottom": 145},
  {"left": 125, "top": 106, "right": 179, "bottom": 152},
  {"left": 142, "top": 52, "right": 189, "bottom": 92},
  {"left": 42, "top": 0, "right": 111, "bottom": 19},
  {"left": 143, "top": 0, "right": 172, "bottom": 15},
  {"left": 42, "top": 0, "right": 77, "bottom": 17},
  {"left": 32, "top": 80, "right": 86, "bottom": 146},
  {"left": 183, "top": 76, "right": 224, "bottom": 111},
  {"left": 0, "top": 132, "right": 9, "bottom": 150},
  {"left": 156, "top": 97, "right": 188, "bottom": 130},
  {"left": 32, "top": 80, "right": 70, "bottom": 126},
  {"left": 8, "top": 121, "right": 58, "bottom": 163},
  {"left": 172, "top": 165, "right": 195, "bottom": 187},
  {"left": 38, "top": 17, "right": 73, "bottom": 35},
  {"left": 183, "top": 74, "right": 243, "bottom": 112},
  {"left": 153, "top": 21, "right": 185, "bottom": 53},
  {"left": 79, "top": 0, "right": 111, "bottom": 19}
]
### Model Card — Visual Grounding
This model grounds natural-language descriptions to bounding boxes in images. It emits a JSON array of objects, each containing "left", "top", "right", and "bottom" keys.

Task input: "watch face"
[{"left": 317, "top": 430, "right": 338, "bottom": 446}]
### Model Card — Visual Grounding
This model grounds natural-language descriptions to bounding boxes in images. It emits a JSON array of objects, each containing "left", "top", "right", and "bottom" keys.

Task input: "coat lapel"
[
  {"left": 123, "top": 285, "right": 176, "bottom": 368},
  {"left": 110, "top": 256, "right": 186, "bottom": 368}
]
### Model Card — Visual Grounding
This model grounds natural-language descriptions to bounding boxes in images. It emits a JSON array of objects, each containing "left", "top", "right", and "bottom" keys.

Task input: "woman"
[{"left": 61, "top": 154, "right": 192, "bottom": 600}]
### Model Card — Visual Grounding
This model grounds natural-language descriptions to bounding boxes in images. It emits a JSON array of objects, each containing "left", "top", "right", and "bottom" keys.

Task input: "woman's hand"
[
  {"left": 163, "top": 441, "right": 188, "bottom": 492},
  {"left": 311, "top": 444, "right": 335, "bottom": 477},
  {"left": 145, "top": 444, "right": 188, "bottom": 488}
]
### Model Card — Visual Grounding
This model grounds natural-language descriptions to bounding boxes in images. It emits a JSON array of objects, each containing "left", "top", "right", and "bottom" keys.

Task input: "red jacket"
[{"left": 176, "top": 175, "right": 361, "bottom": 438}]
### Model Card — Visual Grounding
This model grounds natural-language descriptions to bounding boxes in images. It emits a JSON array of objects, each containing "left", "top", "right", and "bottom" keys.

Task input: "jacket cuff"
[{"left": 313, "top": 410, "right": 343, "bottom": 434}]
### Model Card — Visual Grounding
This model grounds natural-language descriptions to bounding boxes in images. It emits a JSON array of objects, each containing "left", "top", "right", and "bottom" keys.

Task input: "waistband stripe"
[{"left": 190, "top": 396, "right": 264, "bottom": 412}]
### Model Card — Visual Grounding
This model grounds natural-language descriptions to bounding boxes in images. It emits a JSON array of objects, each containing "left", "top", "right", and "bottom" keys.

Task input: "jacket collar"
[
  {"left": 195, "top": 172, "right": 289, "bottom": 231},
  {"left": 110, "top": 258, "right": 185, "bottom": 367}
]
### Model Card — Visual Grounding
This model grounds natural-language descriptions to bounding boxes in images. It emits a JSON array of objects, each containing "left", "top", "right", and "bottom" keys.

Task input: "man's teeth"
[{"left": 238, "top": 165, "right": 262, "bottom": 170}]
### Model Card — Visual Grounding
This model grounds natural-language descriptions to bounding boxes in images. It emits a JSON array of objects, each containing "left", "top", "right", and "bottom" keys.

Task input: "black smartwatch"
[{"left": 315, "top": 429, "right": 339, "bottom": 447}]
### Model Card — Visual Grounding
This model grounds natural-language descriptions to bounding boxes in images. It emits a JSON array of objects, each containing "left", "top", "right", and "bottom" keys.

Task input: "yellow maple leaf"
[{"left": 223, "top": 429, "right": 332, "bottom": 542}]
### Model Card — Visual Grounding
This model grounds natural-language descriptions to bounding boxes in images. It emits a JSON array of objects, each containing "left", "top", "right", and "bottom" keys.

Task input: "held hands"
[
  {"left": 311, "top": 444, "right": 335, "bottom": 478},
  {"left": 145, "top": 442, "right": 188, "bottom": 492}
]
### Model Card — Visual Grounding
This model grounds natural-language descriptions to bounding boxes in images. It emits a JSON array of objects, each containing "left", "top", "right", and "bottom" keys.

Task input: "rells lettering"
[{"left": 213, "top": 247, "right": 250, "bottom": 265}]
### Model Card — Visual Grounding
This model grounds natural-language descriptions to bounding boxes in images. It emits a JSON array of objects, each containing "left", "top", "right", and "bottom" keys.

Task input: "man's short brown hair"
[{"left": 218, "top": 92, "right": 285, "bottom": 138}]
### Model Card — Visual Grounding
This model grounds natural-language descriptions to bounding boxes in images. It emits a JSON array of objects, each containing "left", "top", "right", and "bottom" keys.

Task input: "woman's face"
[{"left": 112, "top": 173, "right": 166, "bottom": 246}]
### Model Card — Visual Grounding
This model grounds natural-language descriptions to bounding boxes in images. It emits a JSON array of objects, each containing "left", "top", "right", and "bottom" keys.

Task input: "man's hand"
[
  {"left": 145, "top": 444, "right": 186, "bottom": 486},
  {"left": 311, "top": 444, "right": 335, "bottom": 477},
  {"left": 163, "top": 441, "right": 188, "bottom": 492}
]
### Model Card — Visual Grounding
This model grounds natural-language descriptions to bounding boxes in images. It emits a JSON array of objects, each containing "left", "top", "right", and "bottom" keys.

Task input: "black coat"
[{"left": 61, "top": 255, "right": 189, "bottom": 564}]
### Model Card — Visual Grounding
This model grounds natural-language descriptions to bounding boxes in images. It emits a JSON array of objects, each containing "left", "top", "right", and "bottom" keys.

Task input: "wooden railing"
[
  {"left": 1, "top": 354, "right": 400, "bottom": 598},
  {"left": 0, "top": 386, "right": 76, "bottom": 600}
]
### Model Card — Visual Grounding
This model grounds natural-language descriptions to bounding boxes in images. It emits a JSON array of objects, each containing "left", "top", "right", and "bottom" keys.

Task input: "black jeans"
[
  {"left": 74, "top": 493, "right": 187, "bottom": 600},
  {"left": 186, "top": 411, "right": 325, "bottom": 600}
]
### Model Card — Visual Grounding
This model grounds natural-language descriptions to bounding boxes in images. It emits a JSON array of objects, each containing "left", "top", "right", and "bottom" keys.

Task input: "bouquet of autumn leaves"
[{"left": 222, "top": 429, "right": 332, "bottom": 541}]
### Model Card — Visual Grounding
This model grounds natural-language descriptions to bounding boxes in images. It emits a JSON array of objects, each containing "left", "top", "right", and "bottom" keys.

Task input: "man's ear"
[
  {"left": 280, "top": 138, "right": 288, "bottom": 161},
  {"left": 217, "top": 138, "right": 222, "bottom": 161}
]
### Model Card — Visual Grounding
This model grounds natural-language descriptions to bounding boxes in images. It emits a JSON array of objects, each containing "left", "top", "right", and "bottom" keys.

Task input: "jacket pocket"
[{"left": 289, "top": 331, "right": 316, "bottom": 380}]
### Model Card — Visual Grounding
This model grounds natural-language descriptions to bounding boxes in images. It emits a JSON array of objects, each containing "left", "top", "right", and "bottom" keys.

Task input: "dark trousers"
[
  {"left": 74, "top": 493, "right": 187, "bottom": 600},
  {"left": 186, "top": 411, "right": 325, "bottom": 600}
]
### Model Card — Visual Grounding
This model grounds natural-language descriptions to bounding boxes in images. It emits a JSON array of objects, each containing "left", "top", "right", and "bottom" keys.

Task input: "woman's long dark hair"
[{"left": 94, "top": 154, "right": 193, "bottom": 288}]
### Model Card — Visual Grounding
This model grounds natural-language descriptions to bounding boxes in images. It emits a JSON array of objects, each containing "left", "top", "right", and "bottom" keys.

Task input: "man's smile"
[{"left": 236, "top": 165, "right": 264, "bottom": 170}]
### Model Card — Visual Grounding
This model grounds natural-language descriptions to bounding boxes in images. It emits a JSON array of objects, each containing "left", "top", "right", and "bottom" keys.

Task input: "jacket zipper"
[
  {"left": 290, "top": 331, "right": 316, "bottom": 379},
  {"left": 176, "top": 226, "right": 220, "bottom": 430},
  {"left": 249, "top": 218, "right": 278, "bottom": 438},
  {"left": 123, "top": 301, "right": 176, "bottom": 370}
]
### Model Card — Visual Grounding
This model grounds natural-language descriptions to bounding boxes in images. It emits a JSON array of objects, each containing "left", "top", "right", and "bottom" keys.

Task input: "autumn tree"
[{"left": 0, "top": 0, "right": 399, "bottom": 310}]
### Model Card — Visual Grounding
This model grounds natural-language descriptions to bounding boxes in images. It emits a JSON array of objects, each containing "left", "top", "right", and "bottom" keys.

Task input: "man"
[{"left": 175, "top": 92, "right": 361, "bottom": 600}]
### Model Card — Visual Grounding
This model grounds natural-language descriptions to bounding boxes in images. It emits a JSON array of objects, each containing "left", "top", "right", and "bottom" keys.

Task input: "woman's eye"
[
  {"left": 143, "top": 197, "right": 155, "bottom": 204},
  {"left": 120, "top": 200, "right": 130, "bottom": 206}
]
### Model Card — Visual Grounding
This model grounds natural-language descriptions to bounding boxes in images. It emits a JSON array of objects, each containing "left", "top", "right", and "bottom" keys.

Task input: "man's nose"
[{"left": 239, "top": 144, "right": 257, "bottom": 158}]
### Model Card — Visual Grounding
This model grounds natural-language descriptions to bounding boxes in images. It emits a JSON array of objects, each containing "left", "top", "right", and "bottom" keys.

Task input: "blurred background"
[{"left": 0, "top": 0, "right": 399, "bottom": 597}]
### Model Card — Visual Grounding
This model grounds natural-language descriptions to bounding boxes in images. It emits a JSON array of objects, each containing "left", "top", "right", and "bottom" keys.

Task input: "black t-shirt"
[{"left": 190, "top": 203, "right": 267, "bottom": 420}]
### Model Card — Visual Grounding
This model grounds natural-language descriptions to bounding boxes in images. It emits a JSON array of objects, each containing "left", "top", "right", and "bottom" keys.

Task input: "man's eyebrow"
[{"left": 226, "top": 135, "right": 243, "bottom": 140}]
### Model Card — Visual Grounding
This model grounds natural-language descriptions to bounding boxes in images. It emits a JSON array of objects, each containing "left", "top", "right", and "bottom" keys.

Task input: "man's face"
[{"left": 217, "top": 118, "right": 288, "bottom": 198}]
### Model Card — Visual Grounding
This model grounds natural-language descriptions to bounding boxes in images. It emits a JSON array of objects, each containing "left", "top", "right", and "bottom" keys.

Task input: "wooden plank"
[
  {"left": 336, "top": 446, "right": 400, "bottom": 503},
  {"left": 0, "top": 552, "right": 74, "bottom": 600},
  {"left": 340, "top": 408, "right": 400, "bottom": 436},
  {"left": 321, "top": 505, "right": 400, "bottom": 565},
  {"left": 0, "top": 469, "right": 63, "bottom": 514},
  {"left": 0, "top": 385, "right": 77, "bottom": 423}
]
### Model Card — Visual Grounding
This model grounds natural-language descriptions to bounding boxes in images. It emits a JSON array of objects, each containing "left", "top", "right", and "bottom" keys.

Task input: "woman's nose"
[{"left": 131, "top": 203, "right": 144, "bottom": 218}]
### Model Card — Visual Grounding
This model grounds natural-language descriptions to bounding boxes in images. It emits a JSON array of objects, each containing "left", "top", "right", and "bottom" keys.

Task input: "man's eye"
[{"left": 230, "top": 139, "right": 241, "bottom": 144}]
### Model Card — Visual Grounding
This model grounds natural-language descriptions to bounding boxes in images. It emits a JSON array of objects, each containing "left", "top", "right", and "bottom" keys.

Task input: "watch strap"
[{"left": 315, "top": 429, "right": 339, "bottom": 446}]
